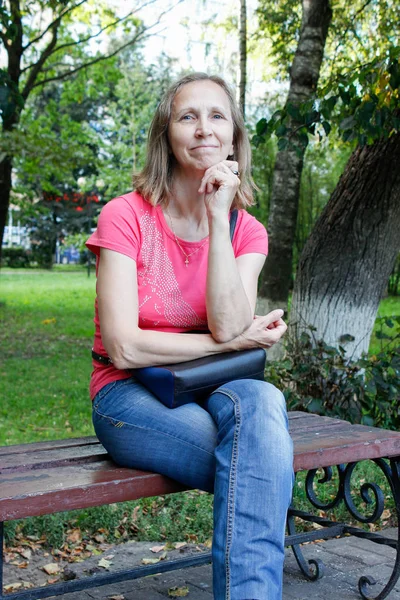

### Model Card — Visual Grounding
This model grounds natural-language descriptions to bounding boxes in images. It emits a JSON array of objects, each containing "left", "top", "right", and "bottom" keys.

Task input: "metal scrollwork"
[
  {"left": 305, "top": 464, "right": 345, "bottom": 510},
  {"left": 342, "top": 461, "right": 385, "bottom": 523},
  {"left": 291, "top": 457, "right": 400, "bottom": 600}
]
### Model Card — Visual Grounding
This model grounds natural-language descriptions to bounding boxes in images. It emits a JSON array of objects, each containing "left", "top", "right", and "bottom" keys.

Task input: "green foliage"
[
  {"left": 294, "top": 138, "right": 352, "bottom": 265},
  {"left": 255, "top": 0, "right": 400, "bottom": 155},
  {"left": 256, "top": 0, "right": 400, "bottom": 88},
  {"left": 389, "top": 255, "right": 400, "bottom": 296},
  {"left": 1, "top": 247, "right": 31, "bottom": 268},
  {"left": 266, "top": 318, "right": 400, "bottom": 430},
  {"left": 254, "top": 49, "right": 400, "bottom": 154}
]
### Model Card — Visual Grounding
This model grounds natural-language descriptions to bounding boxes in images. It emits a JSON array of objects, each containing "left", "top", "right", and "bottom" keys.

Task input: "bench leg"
[
  {"left": 286, "top": 508, "right": 324, "bottom": 581},
  {"left": 354, "top": 457, "right": 400, "bottom": 600},
  {"left": 290, "top": 458, "right": 400, "bottom": 600}
]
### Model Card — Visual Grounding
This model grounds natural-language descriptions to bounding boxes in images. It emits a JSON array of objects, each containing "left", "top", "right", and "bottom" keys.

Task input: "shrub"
[
  {"left": 266, "top": 317, "right": 400, "bottom": 430},
  {"left": 1, "top": 247, "right": 31, "bottom": 268}
]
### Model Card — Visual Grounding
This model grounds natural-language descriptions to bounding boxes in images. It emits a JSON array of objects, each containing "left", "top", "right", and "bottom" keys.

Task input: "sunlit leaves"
[{"left": 254, "top": 49, "right": 400, "bottom": 153}]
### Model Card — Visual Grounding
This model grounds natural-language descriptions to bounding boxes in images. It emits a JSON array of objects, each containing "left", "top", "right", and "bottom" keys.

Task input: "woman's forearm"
[
  {"left": 105, "top": 327, "right": 242, "bottom": 370},
  {"left": 206, "top": 215, "right": 253, "bottom": 342}
]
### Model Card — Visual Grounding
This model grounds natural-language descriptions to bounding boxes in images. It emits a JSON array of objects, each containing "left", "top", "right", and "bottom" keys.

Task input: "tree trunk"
[
  {"left": 0, "top": 156, "right": 13, "bottom": 254},
  {"left": 258, "top": 0, "right": 332, "bottom": 320},
  {"left": 239, "top": 0, "right": 247, "bottom": 118},
  {"left": 290, "top": 133, "right": 400, "bottom": 360}
]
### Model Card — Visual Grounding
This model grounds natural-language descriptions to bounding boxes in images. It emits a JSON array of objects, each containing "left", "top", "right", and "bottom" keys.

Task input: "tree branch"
[
  {"left": 22, "top": 0, "right": 159, "bottom": 57},
  {"left": 29, "top": 29, "right": 147, "bottom": 89},
  {"left": 28, "top": 0, "right": 182, "bottom": 90},
  {"left": 21, "top": 19, "right": 61, "bottom": 100},
  {"left": 22, "top": 0, "right": 89, "bottom": 51},
  {"left": 329, "top": 0, "right": 375, "bottom": 78}
]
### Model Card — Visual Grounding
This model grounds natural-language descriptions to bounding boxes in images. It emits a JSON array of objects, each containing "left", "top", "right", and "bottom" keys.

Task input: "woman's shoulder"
[
  {"left": 236, "top": 209, "right": 266, "bottom": 232},
  {"left": 103, "top": 191, "right": 149, "bottom": 215},
  {"left": 233, "top": 209, "right": 268, "bottom": 256}
]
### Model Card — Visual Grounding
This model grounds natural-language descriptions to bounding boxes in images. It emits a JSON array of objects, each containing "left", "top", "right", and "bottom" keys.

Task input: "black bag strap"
[{"left": 229, "top": 208, "right": 238, "bottom": 242}]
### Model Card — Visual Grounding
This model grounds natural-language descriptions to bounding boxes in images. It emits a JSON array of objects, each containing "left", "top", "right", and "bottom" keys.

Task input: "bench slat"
[
  {"left": 0, "top": 445, "right": 107, "bottom": 473},
  {"left": 0, "top": 436, "right": 99, "bottom": 456},
  {"left": 0, "top": 461, "right": 186, "bottom": 520}
]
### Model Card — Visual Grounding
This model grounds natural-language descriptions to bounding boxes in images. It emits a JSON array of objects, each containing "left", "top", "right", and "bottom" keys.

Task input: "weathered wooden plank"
[
  {"left": 0, "top": 445, "right": 107, "bottom": 473},
  {"left": 0, "top": 436, "right": 99, "bottom": 456},
  {"left": 293, "top": 426, "right": 400, "bottom": 471},
  {"left": 0, "top": 461, "right": 187, "bottom": 520}
]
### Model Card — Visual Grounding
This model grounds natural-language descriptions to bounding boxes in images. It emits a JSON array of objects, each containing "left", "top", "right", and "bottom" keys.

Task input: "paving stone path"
[{"left": 4, "top": 529, "right": 399, "bottom": 599}]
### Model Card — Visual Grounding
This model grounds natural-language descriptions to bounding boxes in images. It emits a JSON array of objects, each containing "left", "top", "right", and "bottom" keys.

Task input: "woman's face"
[{"left": 168, "top": 80, "right": 235, "bottom": 175}]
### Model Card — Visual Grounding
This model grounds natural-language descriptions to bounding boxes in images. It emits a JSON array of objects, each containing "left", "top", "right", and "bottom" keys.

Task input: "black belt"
[{"left": 92, "top": 349, "right": 112, "bottom": 365}]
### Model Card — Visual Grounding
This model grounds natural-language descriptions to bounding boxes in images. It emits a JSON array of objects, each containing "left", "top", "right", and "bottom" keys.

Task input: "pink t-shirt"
[{"left": 86, "top": 191, "right": 268, "bottom": 399}]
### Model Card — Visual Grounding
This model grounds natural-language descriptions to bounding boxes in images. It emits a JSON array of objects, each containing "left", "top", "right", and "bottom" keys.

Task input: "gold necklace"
[{"left": 165, "top": 206, "right": 208, "bottom": 267}]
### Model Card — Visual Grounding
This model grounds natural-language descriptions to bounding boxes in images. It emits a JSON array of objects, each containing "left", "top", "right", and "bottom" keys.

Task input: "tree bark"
[
  {"left": 239, "top": 0, "right": 247, "bottom": 118},
  {"left": 258, "top": 0, "right": 332, "bottom": 318},
  {"left": 290, "top": 133, "right": 400, "bottom": 360}
]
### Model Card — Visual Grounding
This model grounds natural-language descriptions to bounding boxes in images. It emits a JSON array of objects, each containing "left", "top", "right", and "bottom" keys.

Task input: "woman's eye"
[
  {"left": 181, "top": 115, "right": 193, "bottom": 120},
  {"left": 213, "top": 114, "right": 223, "bottom": 119}
]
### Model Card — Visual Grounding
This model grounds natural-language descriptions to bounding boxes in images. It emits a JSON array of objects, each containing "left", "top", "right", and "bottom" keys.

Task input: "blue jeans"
[{"left": 92, "top": 377, "right": 294, "bottom": 600}]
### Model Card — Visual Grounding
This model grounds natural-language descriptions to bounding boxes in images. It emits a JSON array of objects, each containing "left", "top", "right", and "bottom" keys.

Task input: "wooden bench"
[{"left": 1, "top": 411, "right": 399, "bottom": 600}]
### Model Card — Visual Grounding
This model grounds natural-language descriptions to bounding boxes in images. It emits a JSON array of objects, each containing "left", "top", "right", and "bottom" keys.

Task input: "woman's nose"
[{"left": 195, "top": 116, "right": 212, "bottom": 136}]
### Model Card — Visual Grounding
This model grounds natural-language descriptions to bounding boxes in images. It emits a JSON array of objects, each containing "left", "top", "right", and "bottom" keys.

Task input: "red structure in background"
[{"left": 42, "top": 191, "right": 100, "bottom": 211}]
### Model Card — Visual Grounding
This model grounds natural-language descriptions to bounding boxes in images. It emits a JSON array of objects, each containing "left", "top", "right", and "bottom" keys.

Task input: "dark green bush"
[
  {"left": 1, "top": 247, "right": 31, "bottom": 268},
  {"left": 266, "top": 317, "right": 400, "bottom": 430}
]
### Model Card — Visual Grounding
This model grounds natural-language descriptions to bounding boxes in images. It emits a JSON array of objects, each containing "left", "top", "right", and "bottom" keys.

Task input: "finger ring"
[{"left": 232, "top": 170, "right": 240, "bottom": 176}]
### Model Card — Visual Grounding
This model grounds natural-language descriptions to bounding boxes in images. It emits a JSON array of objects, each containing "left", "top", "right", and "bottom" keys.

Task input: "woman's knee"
[{"left": 214, "top": 379, "right": 287, "bottom": 419}]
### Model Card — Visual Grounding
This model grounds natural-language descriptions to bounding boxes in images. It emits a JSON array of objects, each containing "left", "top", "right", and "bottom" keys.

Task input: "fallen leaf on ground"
[
  {"left": 98, "top": 558, "right": 113, "bottom": 569},
  {"left": 150, "top": 545, "right": 166, "bottom": 553},
  {"left": 47, "top": 577, "right": 60, "bottom": 584},
  {"left": 4, "top": 583, "right": 23, "bottom": 592},
  {"left": 4, "top": 581, "right": 33, "bottom": 591},
  {"left": 174, "top": 542, "right": 186, "bottom": 550},
  {"left": 66, "top": 529, "right": 82, "bottom": 543},
  {"left": 17, "top": 561, "right": 29, "bottom": 568},
  {"left": 141, "top": 557, "right": 161, "bottom": 565},
  {"left": 19, "top": 549, "right": 32, "bottom": 560},
  {"left": 53, "top": 549, "right": 69, "bottom": 559},
  {"left": 108, "top": 595, "right": 125, "bottom": 600},
  {"left": 168, "top": 586, "right": 190, "bottom": 597},
  {"left": 42, "top": 563, "right": 60, "bottom": 575}
]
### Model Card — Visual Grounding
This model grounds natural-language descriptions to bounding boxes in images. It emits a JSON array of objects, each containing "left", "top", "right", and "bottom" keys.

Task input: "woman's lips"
[{"left": 191, "top": 145, "right": 219, "bottom": 150}]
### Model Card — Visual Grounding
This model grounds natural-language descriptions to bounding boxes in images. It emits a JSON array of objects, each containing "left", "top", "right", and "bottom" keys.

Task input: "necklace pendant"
[{"left": 185, "top": 257, "right": 189, "bottom": 266}]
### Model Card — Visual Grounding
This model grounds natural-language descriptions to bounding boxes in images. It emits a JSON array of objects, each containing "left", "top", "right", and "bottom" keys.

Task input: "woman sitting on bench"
[{"left": 86, "top": 72, "right": 294, "bottom": 600}]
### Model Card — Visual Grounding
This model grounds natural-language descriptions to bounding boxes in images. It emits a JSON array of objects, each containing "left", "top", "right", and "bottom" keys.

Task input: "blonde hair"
[{"left": 133, "top": 72, "right": 256, "bottom": 208}]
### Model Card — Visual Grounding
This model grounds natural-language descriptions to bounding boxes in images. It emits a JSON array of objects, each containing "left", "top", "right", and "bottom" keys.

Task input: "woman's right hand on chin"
[{"left": 235, "top": 309, "right": 287, "bottom": 350}]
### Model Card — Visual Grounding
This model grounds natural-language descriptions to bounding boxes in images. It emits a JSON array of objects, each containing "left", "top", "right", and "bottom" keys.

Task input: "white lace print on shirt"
[{"left": 138, "top": 211, "right": 207, "bottom": 328}]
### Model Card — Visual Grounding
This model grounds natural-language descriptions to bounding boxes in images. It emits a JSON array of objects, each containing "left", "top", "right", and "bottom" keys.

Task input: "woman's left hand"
[{"left": 198, "top": 160, "right": 240, "bottom": 218}]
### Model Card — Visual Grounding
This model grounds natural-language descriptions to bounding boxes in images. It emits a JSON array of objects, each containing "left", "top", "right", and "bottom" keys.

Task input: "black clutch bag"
[{"left": 131, "top": 348, "right": 266, "bottom": 408}]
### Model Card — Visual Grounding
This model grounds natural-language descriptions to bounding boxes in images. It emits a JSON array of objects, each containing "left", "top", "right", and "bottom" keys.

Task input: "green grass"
[
  {"left": 370, "top": 295, "right": 400, "bottom": 355},
  {"left": 1, "top": 270, "right": 398, "bottom": 548},
  {"left": 0, "top": 269, "right": 95, "bottom": 444}
]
